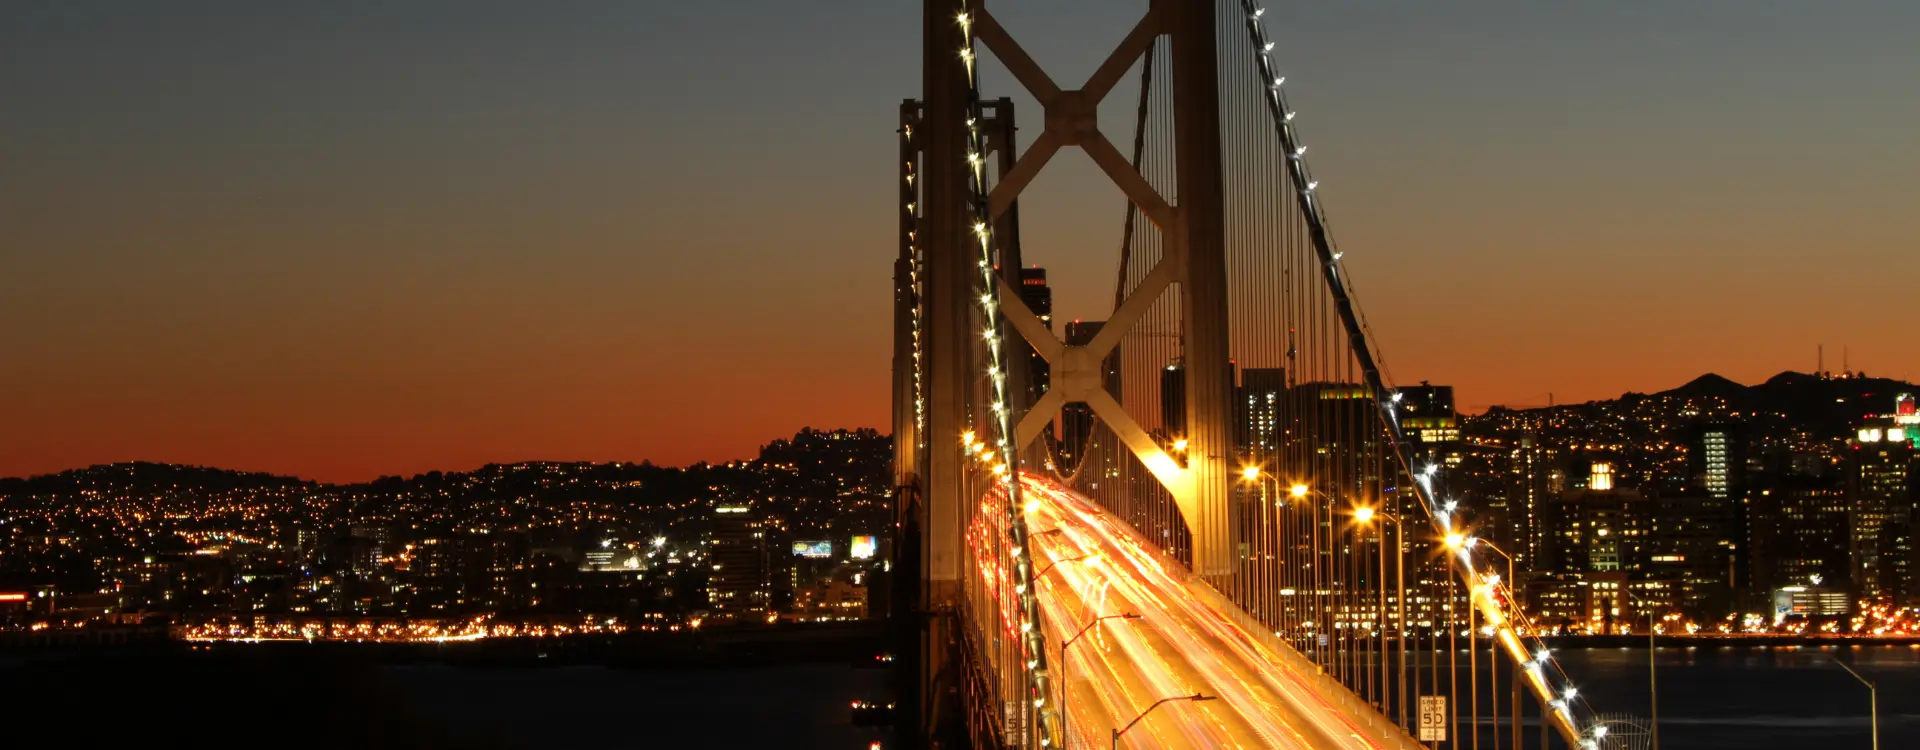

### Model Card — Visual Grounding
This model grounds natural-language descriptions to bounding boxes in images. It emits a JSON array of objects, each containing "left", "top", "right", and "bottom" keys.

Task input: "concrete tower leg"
[
  {"left": 916, "top": 0, "right": 971, "bottom": 746},
  {"left": 1170, "top": 0, "right": 1235, "bottom": 587}
]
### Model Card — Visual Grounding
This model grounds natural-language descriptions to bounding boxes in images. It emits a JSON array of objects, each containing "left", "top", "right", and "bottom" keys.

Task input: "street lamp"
[
  {"left": 1034, "top": 553, "right": 1096, "bottom": 582},
  {"left": 1059, "top": 612, "right": 1141, "bottom": 744},
  {"left": 1352, "top": 504, "right": 1408, "bottom": 729},
  {"left": 1833, "top": 657, "right": 1878, "bottom": 750},
  {"left": 1461, "top": 536, "right": 1531, "bottom": 750},
  {"left": 1612, "top": 582, "right": 1661, "bottom": 749},
  {"left": 1112, "top": 693, "right": 1215, "bottom": 749},
  {"left": 1238, "top": 465, "right": 1289, "bottom": 507}
]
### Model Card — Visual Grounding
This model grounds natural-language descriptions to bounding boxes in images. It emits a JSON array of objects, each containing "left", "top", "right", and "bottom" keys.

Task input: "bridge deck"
[{"left": 1022, "top": 476, "right": 1423, "bottom": 749}]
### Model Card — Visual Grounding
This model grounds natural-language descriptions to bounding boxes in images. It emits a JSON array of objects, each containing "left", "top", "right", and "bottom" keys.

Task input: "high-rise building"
[
  {"left": 1546, "top": 466, "right": 1647, "bottom": 575},
  {"left": 1019, "top": 266, "right": 1053, "bottom": 405},
  {"left": 1237, "top": 367, "right": 1288, "bottom": 453},
  {"left": 709, "top": 504, "right": 770, "bottom": 621},
  {"left": 1394, "top": 384, "right": 1460, "bottom": 453},
  {"left": 1689, "top": 423, "right": 1748, "bottom": 503},
  {"left": 1058, "top": 321, "right": 1106, "bottom": 469},
  {"left": 1849, "top": 429, "right": 1917, "bottom": 599},
  {"left": 1748, "top": 475, "right": 1849, "bottom": 592},
  {"left": 1686, "top": 423, "right": 1750, "bottom": 591},
  {"left": 1160, "top": 362, "right": 1185, "bottom": 438},
  {"left": 1509, "top": 427, "right": 1562, "bottom": 571},
  {"left": 1546, "top": 463, "right": 1732, "bottom": 615},
  {"left": 348, "top": 525, "right": 392, "bottom": 576}
]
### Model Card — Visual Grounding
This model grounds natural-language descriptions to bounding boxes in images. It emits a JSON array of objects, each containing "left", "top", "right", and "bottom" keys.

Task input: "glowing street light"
[
  {"left": 1112, "top": 694, "right": 1215, "bottom": 749},
  {"left": 1352, "top": 502, "right": 1409, "bottom": 726},
  {"left": 1034, "top": 553, "right": 1097, "bottom": 582},
  {"left": 1060, "top": 612, "right": 1141, "bottom": 743},
  {"left": 1289, "top": 483, "right": 1310, "bottom": 500}
]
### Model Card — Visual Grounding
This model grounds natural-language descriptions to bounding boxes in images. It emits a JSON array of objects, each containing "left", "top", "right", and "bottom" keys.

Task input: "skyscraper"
[
  {"left": 1849, "top": 428, "right": 1917, "bottom": 599},
  {"left": 1749, "top": 475, "right": 1849, "bottom": 592},
  {"left": 1019, "top": 266, "right": 1053, "bottom": 405},
  {"left": 1160, "top": 362, "right": 1185, "bottom": 439},
  {"left": 709, "top": 504, "right": 770, "bottom": 621},
  {"left": 1687, "top": 422, "right": 1750, "bottom": 591},
  {"left": 1058, "top": 320, "right": 1105, "bottom": 469},
  {"left": 1237, "top": 367, "right": 1287, "bottom": 453},
  {"left": 1394, "top": 383, "right": 1460, "bottom": 454}
]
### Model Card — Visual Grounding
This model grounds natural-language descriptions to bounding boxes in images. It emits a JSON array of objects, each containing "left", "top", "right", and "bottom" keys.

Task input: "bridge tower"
[
  {"left": 894, "top": 2, "right": 1622, "bottom": 748},
  {"left": 896, "top": 0, "right": 1239, "bottom": 745}
]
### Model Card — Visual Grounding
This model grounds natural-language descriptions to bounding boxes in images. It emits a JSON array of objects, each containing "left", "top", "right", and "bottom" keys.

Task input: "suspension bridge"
[{"left": 890, "top": 2, "right": 1627, "bottom": 748}]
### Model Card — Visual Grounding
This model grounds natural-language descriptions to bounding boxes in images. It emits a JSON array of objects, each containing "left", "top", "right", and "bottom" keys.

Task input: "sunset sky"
[{"left": 4, "top": 1, "right": 1916, "bottom": 482}]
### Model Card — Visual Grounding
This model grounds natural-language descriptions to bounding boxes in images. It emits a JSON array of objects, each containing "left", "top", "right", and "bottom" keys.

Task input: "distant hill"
[
  {"left": 0, "top": 461, "right": 316, "bottom": 497},
  {"left": 1481, "top": 371, "right": 1915, "bottom": 441}
]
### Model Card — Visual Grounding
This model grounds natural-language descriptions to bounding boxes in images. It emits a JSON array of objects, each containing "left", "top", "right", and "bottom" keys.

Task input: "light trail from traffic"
[{"left": 992, "top": 474, "right": 1422, "bottom": 749}]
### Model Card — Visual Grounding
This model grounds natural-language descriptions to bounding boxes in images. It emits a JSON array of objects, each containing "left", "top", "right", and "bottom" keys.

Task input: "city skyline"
[{"left": 7, "top": 1, "right": 1918, "bottom": 482}]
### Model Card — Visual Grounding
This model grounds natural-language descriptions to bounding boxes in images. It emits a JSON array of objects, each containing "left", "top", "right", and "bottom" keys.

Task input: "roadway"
[{"left": 1017, "top": 475, "right": 1414, "bottom": 749}]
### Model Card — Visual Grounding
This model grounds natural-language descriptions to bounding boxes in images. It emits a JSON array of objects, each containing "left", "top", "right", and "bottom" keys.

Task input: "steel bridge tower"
[{"left": 892, "top": 2, "right": 1623, "bottom": 748}]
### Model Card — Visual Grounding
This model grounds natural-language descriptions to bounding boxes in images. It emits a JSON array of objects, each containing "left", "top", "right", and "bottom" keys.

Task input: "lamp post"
[
  {"left": 1833, "top": 657, "right": 1878, "bottom": 750},
  {"left": 1034, "top": 553, "right": 1095, "bottom": 582},
  {"left": 1614, "top": 582, "right": 1660, "bottom": 750},
  {"left": 1112, "top": 693, "right": 1215, "bottom": 749},
  {"left": 1059, "top": 612, "right": 1141, "bottom": 745},
  {"left": 1353, "top": 504, "right": 1408, "bottom": 729},
  {"left": 1470, "top": 538, "right": 1526, "bottom": 750},
  {"left": 1242, "top": 467, "right": 1318, "bottom": 662}
]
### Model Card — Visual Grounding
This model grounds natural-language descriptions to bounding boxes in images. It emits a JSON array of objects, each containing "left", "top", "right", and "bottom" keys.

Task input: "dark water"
[
  {"left": 2, "top": 644, "right": 1908, "bottom": 748},
  {"left": 376, "top": 646, "right": 1914, "bottom": 749},
  {"left": 1422, "top": 644, "right": 1920, "bottom": 749},
  {"left": 380, "top": 662, "right": 890, "bottom": 749},
  {"left": 1544, "top": 644, "right": 1918, "bottom": 749}
]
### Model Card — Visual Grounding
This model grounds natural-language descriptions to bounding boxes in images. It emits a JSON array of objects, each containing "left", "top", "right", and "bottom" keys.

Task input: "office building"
[
  {"left": 1058, "top": 320, "right": 1106, "bottom": 469},
  {"left": 1394, "top": 383, "right": 1460, "bottom": 452},
  {"left": 1237, "top": 367, "right": 1288, "bottom": 453},
  {"left": 1160, "top": 362, "right": 1185, "bottom": 438},
  {"left": 1019, "top": 266, "right": 1053, "bottom": 406},
  {"left": 709, "top": 504, "right": 770, "bottom": 621},
  {"left": 1748, "top": 475, "right": 1850, "bottom": 592},
  {"left": 1850, "top": 429, "right": 1917, "bottom": 599}
]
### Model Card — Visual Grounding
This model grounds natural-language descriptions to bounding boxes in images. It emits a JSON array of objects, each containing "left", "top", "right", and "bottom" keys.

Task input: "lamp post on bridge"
[
  {"left": 1034, "top": 552, "right": 1096, "bottom": 583},
  {"left": 1466, "top": 537, "right": 1528, "bottom": 750},
  {"left": 1059, "top": 612, "right": 1141, "bottom": 745},
  {"left": 1353, "top": 504, "right": 1408, "bottom": 731},
  {"left": 1612, "top": 581, "right": 1660, "bottom": 750},
  {"left": 1242, "top": 467, "right": 1325, "bottom": 667},
  {"left": 1112, "top": 693, "right": 1215, "bottom": 749}
]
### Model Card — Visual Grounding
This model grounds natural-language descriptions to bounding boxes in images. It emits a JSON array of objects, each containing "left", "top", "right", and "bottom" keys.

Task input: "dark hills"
[{"left": 1484, "top": 370, "right": 1915, "bottom": 441}]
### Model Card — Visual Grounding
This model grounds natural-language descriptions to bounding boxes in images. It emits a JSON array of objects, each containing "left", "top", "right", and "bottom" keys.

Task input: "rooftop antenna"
[{"left": 1818, "top": 344, "right": 1825, "bottom": 378}]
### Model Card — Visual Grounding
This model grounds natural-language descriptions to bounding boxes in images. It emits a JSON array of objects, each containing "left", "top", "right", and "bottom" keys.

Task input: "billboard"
[
  {"left": 792, "top": 541, "right": 833, "bottom": 558},
  {"left": 850, "top": 535, "right": 877, "bottom": 560}
]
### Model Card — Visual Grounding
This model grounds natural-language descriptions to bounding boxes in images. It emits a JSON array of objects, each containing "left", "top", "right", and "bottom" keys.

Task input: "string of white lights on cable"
[
  {"left": 957, "top": 5, "right": 1060, "bottom": 747},
  {"left": 1236, "top": 2, "right": 1611, "bottom": 747},
  {"left": 902, "top": 126, "right": 927, "bottom": 441}
]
